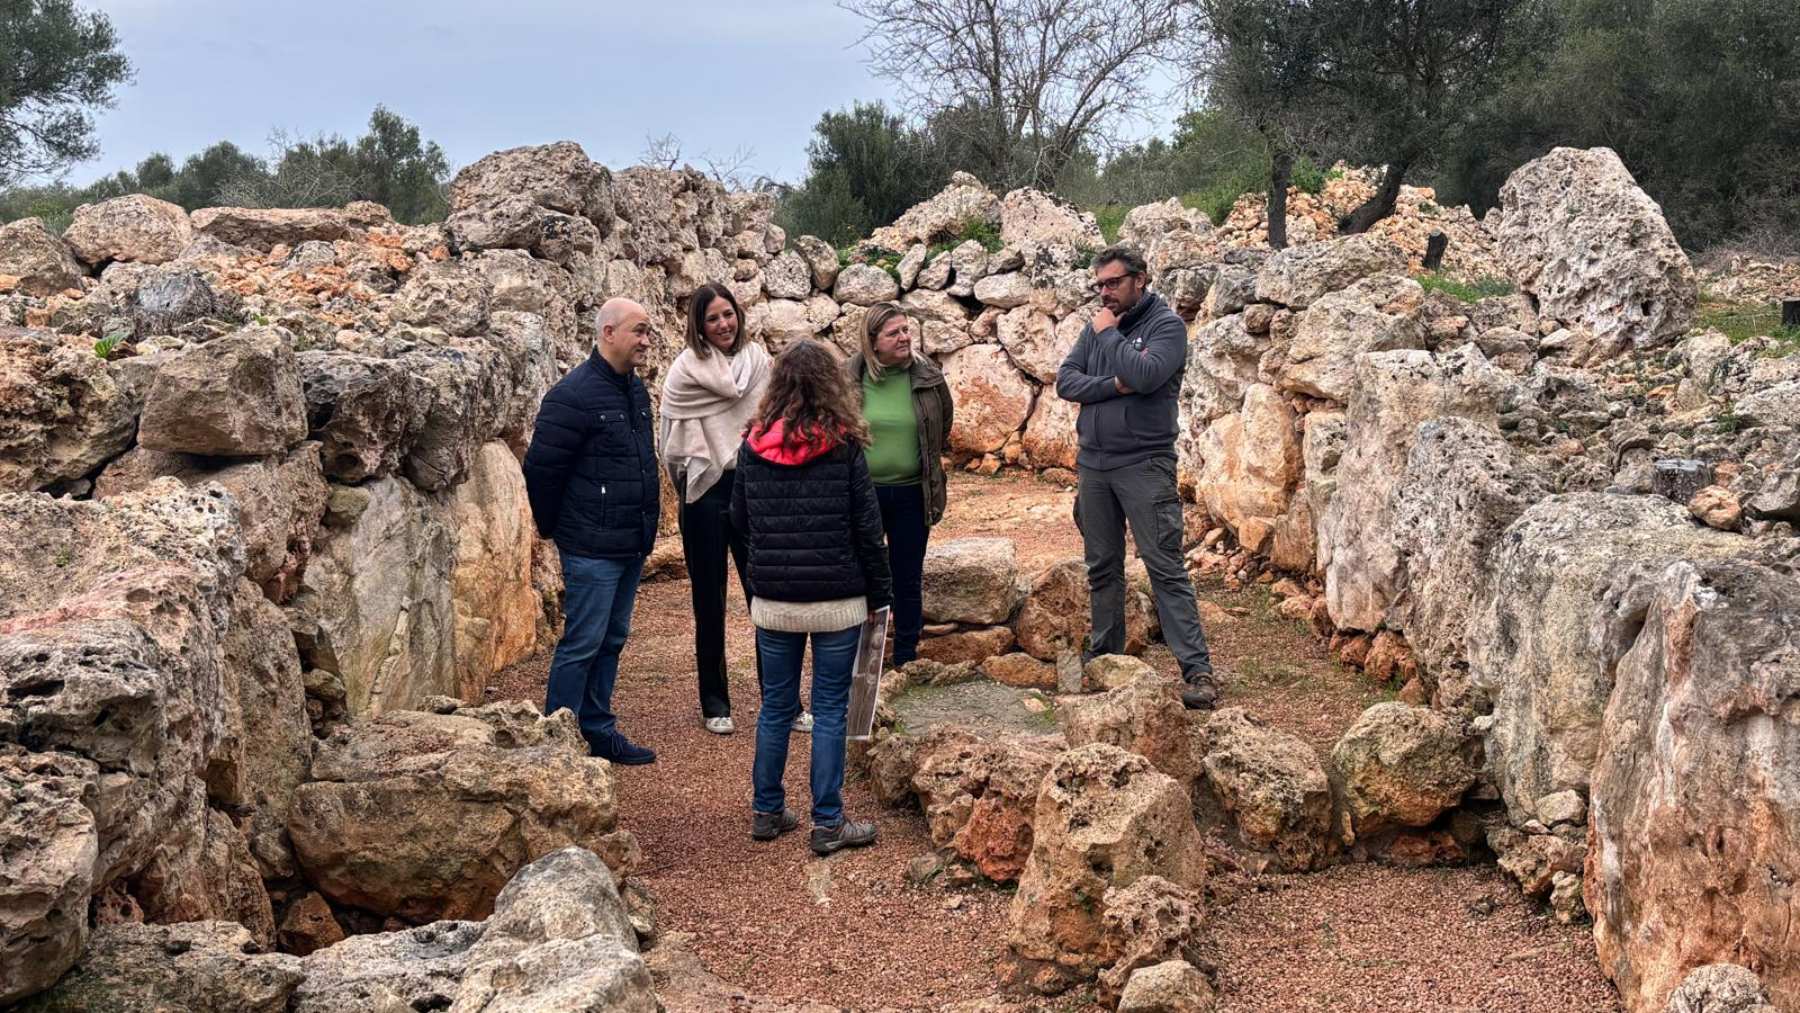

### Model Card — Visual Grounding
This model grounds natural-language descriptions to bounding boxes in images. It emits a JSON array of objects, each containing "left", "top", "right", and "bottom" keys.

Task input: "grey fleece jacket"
[{"left": 1054, "top": 291, "right": 1189, "bottom": 471}]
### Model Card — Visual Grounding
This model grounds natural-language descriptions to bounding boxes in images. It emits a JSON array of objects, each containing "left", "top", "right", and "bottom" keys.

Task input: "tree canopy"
[{"left": 0, "top": 0, "right": 131, "bottom": 187}]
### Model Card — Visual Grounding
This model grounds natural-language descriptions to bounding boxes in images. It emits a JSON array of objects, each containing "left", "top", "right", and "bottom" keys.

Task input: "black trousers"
[
  {"left": 876, "top": 482, "right": 930, "bottom": 666},
  {"left": 679, "top": 470, "right": 759, "bottom": 718}
]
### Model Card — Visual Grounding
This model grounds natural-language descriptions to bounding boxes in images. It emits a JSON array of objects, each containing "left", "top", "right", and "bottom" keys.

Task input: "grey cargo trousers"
[{"left": 1073, "top": 455, "right": 1214, "bottom": 679}]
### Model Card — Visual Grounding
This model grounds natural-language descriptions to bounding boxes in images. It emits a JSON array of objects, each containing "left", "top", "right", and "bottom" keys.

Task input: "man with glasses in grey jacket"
[{"left": 1055, "top": 245, "right": 1218, "bottom": 709}]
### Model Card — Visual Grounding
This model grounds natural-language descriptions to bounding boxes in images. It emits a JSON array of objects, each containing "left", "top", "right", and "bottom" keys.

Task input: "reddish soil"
[{"left": 492, "top": 471, "right": 1621, "bottom": 1012}]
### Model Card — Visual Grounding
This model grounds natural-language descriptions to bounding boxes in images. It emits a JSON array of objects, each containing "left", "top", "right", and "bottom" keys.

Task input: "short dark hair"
[
  {"left": 1093, "top": 244, "right": 1147, "bottom": 276},
  {"left": 684, "top": 283, "right": 749, "bottom": 357}
]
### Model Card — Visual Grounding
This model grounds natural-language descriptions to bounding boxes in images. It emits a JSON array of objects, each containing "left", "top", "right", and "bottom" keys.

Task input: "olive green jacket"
[{"left": 848, "top": 351, "right": 954, "bottom": 526}]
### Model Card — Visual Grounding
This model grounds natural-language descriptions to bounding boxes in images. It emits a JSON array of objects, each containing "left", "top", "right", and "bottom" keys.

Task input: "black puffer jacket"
[
  {"left": 521, "top": 349, "right": 659, "bottom": 559},
  {"left": 730, "top": 421, "right": 894, "bottom": 608}
]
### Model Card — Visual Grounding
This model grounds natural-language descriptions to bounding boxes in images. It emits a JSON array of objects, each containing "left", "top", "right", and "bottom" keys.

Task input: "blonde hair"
[{"left": 860, "top": 302, "right": 914, "bottom": 381}]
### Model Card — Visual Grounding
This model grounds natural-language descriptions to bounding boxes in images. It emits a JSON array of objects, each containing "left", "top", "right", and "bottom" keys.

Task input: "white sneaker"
[
  {"left": 795, "top": 711, "right": 814, "bottom": 734},
  {"left": 704, "top": 715, "right": 735, "bottom": 735}
]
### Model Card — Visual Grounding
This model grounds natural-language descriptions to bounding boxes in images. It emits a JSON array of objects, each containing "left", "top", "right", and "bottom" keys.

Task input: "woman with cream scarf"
[{"left": 660, "top": 283, "right": 781, "bottom": 735}]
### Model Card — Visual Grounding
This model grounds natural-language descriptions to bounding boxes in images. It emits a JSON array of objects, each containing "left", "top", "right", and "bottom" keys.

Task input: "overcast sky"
[{"left": 74, "top": 0, "right": 1185, "bottom": 188}]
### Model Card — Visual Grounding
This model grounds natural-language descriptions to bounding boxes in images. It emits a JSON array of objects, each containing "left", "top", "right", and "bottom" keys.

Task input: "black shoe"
[
  {"left": 592, "top": 732, "right": 656, "bottom": 765},
  {"left": 1181, "top": 672, "right": 1220, "bottom": 711},
  {"left": 751, "top": 808, "right": 800, "bottom": 841},
  {"left": 810, "top": 819, "right": 877, "bottom": 856}
]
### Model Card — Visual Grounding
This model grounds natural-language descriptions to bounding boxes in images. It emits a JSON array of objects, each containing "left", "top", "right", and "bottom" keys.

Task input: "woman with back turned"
[
  {"left": 845, "top": 303, "right": 953, "bottom": 667},
  {"left": 731, "top": 338, "right": 893, "bottom": 854}
]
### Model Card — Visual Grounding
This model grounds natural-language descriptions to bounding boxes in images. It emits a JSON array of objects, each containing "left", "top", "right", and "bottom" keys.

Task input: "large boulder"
[
  {"left": 994, "top": 305, "right": 1067, "bottom": 384},
  {"left": 1014, "top": 557, "right": 1159, "bottom": 661},
  {"left": 868, "top": 171, "right": 1000, "bottom": 250},
  {"left": 14, "top": 921, "right": 303, "bottom": 1013},
  {"left": 1329, "top": 702, "right": 1475, "bottom": 838},
  {"left": 1278, "top": 274, "right": 1426, "bottom": 402},
  {"left": 1588, "top": 556, "right": 1800, "bottom": 1013},
  {"left": 1318, "top": 347, "right": 1511, "bottom": 632},
  {"left": 1465, "top": 494, "right": 1748, "bottom": 825},
  {"left": 999, "top": 188, "right": 1105, "bottom": 250},
  {"left": 1385, "top": 419, "right": 1551, "bottom": 708},
  {"left": 287, "top": 475, "right": 455, "bottom": 714},
  {"left": 0, "top": 217, "right": 86, "bottom": 295},
  {"left": 1491, "top": 147, "right": 1696, "bottom": 356},
  {"left": 1253, "top": 234, "right": 1407, "bottom": 310},
  {"left": 1663, "top": 965, "right": 1779, "bottom": 1013},
  {"left": 922, "top": 537, "right": 1022, "bottom": 626},
  {"left": 129, "top": 804, "right": 276, "bottom": 947},
  {"left": 1060, "top": 675, "right": 1203, "bottom": 783},
  {"left": 942, "top": 343, "right": 1035, "bottom": 455},
  {"left": 286, "top": 703, "right": 619, "bottom": 922},
  {"left": 389, "top": 260, "right": 491, "bottom": 337},
  {"left": 138, "top": 325, "right": 309, "bottom": 456},
  {"left": 296, "top": 350, "right": 426, "bottom": 482},
  {"left": 0, "top": 748, "right": 98, "bottom": 1005},
  {"left": 1021, "top": 391, "right": 1080, "bottom": 469},
  {"left": 190, "top": 202, "right": 392, "bottom": 252},
  {"left": 907, "top": 727, "right": 1061, "bottom": 882},
  {"left": 1197, "top": 708, "right": 1333, "bottom": 871},
  {"left": 834, "top": 263, "right": 900, "bottom": 306},
  {"left": 63, "top": 194, "right": 195, "bottom": 266},
  {"left": 1195, "top": 384, "right": 1304, "bottom": 560},
  {"left": 0, "top": 327, "right": 138, "bottom": 492},
  {"left": 447, "top": 443, "right": 542, "bottom": 699},
  {"left": 1007, "top": 744, "right": 1207, "bottom": 986},
  {"left": 96, "top": 442, "right": 329, "bottom": 602},
  {"left": 450, "top": 141, "right": 614, "bottom": 226},
  {"left": 444, "top": 195, "right": 598, "bottom": 266}
]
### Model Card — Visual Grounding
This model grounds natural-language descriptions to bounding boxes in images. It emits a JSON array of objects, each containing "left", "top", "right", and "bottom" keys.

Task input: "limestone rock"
[
  {"left": 1120, "top": 197, "right": 1214, "bottom": 250},
  {"left": 1021, "top": 392, "right": 1080, "bottom": 470},
  {"left": 994, "top": 305, "right": 1065, "bottom": 384},
  {"left": 1179, "top": 313, "right": 1267, "bottom": 429},
  {"left": 1253, "top": 234, "right": 1407, "bottom": 310},
  {"left": 1085, "top": 654, "right": 1157, "bottom": 691},
  {"left": 389, "top": 260, "right": 491, "bottom": 336},
  {"left": 947, "top": 240, "right": 991, "bottom": 298},
  {"left": 14, "top": 921, "right": 303, "bottom": 1013},
  {"left": 917, "top": 626, "right": 1016, "bottom": 666},
  {"left": 1195, "top": 384, "right": 1303, "bottom": 558},
  {"left": 792, "top": 235, "right": 840, "bottom": 290},
  {"left": 280, "top": 891, "right": 346, "bottom": 957},
  {"left": 0, "top": 217, "right": 87, "bottom": 295},
  {"left": 297, "top": 350, "right": 426, "bottom": 482},
  {"left": 63, "top": 194, "right": 195, "bottom": 266},
  {"left": 909, "top": 728, "right": 1060, "bottom": 882},
  {"left": 449, "top": 141, "right": 614, "bottom": 226},
  {"left": 982, "top": 653, "right": 1057, "bottom": 689},
  {"left": 1492, "top": 147, "right": 1696, "bottom": 355},
  {"left": 131, "top": 805, "right": 276, "bottom": 947},
  {"left": 1014, "top": 558, "right": 1159, "bottom": 661},
  {"left": 1118, "top": 959, "right": 1218, "bottom": 1013},
  {"left": 1589, "top": 556, "right": 1800, "bottom": 1013},
  {"left": 869, "top": 172, "right": 1000, "bottom": 250},
  {"left": 444, "top": 196, "right": 597, "bottom": 266},
  {"left": 1060, "top": 675, "right": 1202, "bottom": 782},
  {"left": 1279, "top": 274, "right": 1425, "bottom": 402},
  {"left": 1734, "top": 380, "right": 1800, "bottom": 431},
  {"left": 0, "top": 327, "right": 138, "bottom": 492},
  {"left": 1198, "top": 708, "right": 1333, "bottom": 871},
  {"left": 941, "top": 343, "right": 1034, "bottom": 455},
  {"left": 1097, "top": 878, "right": 1208, "bottom": 1006},
  {"left": 447, "top": 443, "right": 542, "bottom": 699},
  {"left": 1008, "top": 745, "right": 1207, "bottom": 983},
  {"left": 974, "top": 271, "right": 1033, "bottom": 310},
  {"left": 1689, "top": 485, "right": 1743, "bottom": 531},
  {"left": 287, "top": 475, "right": 456, "bottom": 714},
  {"left": 1664, "top": 965, "right": 1779, "bottom": 1013},
  {"left": 1466, "top": 493, "right": 1747, "bottom": 826},
  {"left": 292, "top": 919, "right": 484, "bottom": 1013},
  {"left": 1329, "top": 703, "right": 1475, "bottom": 837},
  {"left": 0, "top": 749, "right": 97, "bottom": 1005},
  {"left": 287, "top": 705, "right": 615, "bottom": 922},
  {"left": 190, "top": 202, "right": 392, "bottom": 252},
  {"left": 834, "top": 263, "right": 900, "bottom": 306},
  {"left": 922, "top": 537, "right": 1022, "bottom": 625},
  {"left": 139, "top": 325, "right": 308, "bottom": 456},
  {"left": 763, "top": 249, "right": 812, "bottom": 300},
  {"left": 999, "top": 188, "right": 1105, "bottom": 250}
]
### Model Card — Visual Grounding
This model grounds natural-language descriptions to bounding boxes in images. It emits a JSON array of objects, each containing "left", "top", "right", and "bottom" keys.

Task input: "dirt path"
[{"left": 493, "top": 471, "right": 1620, "bottom": 1012}]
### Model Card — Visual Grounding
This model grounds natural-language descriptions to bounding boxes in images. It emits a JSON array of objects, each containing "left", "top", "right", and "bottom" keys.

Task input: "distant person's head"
[
  {"left": 685, "top": 283, "right": 748, "bottom": 357},
  {"left": 1092, "top": 245, "right": 1149, "bottom": 316},
  {"left": 751, "top": 338, "right": 870, "bottom": 450},
  {"left": 597, "top": 297, "right": 651, "bottom": 371},
  {"left": 860, "top": 303, "right": 915, "bottom": 377}
]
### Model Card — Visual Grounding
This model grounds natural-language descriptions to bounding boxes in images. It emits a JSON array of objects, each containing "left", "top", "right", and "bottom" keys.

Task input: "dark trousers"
[
  {"left": 876, "top": 482, "right": 930, "bottom": 666},
  {"left": 545, "top": 552, "right": 644, "bottom": 748},
  {"left": 1073, "top": 455, "right": 1214, "bottom": 679},
  {"left": 678, "top": 470, "right": 758, "bottom": 718}
]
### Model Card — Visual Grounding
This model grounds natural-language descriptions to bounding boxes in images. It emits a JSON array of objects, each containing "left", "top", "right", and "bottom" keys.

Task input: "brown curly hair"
[{"left": 749, "top": 339, "right": 870, "bottom": 450}]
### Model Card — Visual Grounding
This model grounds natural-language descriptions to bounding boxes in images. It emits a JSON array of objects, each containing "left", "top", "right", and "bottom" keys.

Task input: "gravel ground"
[{"left": 491, "top": 471, "right": 1622, "bottom": 1012}]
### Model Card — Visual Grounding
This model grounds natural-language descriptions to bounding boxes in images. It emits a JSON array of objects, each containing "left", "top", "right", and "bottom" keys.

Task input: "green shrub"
[
  {"left": 1291, "top": 158, "right": 1327, "bottom": 195},
  {"left": 1090, "top": 203, "right": 1127, "bottom": 243},
  {"left": 1417, "top": 272, "right": 1515, "bottom": 302},
  {"left": 92, "top": 333, "right": 127, "bottom": 360}
]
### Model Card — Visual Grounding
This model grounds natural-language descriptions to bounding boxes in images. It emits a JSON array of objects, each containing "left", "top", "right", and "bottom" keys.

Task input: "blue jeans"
[
  {"left": 545, "top": 552, "right": 644, "bottom": 748},
  {"left": 753, "top": 625, "right": 860, "bottom": 825}
]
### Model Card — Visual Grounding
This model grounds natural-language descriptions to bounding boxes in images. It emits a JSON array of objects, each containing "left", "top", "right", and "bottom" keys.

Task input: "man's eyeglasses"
[{"left": 1091, "top": 273, "right": 1138, "bottom": 295}]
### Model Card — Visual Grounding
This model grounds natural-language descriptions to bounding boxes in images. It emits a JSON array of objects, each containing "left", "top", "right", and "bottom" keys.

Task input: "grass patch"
[
  {"left": 1090, "top": 203, "right": 1127, "bottom": 244},
  {"left": 1417, "top": 272, "right": 1515, "bottom": 302},
  {"left": 1699, "top": 301, "right": 1800, "bottom": 355}
]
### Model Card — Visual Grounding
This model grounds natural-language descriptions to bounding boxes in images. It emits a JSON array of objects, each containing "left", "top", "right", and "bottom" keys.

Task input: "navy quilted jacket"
[{"left": 522, "top": 349, "right": 659, "bottom": 559}]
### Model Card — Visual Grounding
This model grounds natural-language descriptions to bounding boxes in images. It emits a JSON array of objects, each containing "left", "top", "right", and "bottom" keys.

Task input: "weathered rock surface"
[
  {"left": 1279, "top": 274, "right": 1425, "bottom": 401},
  {"left": 1096, "top": 876, "right": 1207, "bottom": 1005},
  {"left": 1060, "top": 675, "right": 1202, "bottom": 782},
  {"left": 447, "top": 443, "right": 542, "bottom": 698},
  {"left": 1589, "top": 555, "right": 1800, "bottom": 1013},
  {"left": 1329, "top": 703, "right": 1475, "bottom": 837},
  {"left": 922, "top": 537, "right": 1022, "bottom": 625},
  {"left": 999, "top": 188, "right": 1105, "bottom": 251},
  {"left": 1014, "top": 558, "right": 1158, "bottom": 661},
  {"left": 287, "top": 703, "right": 619, "bottom": 922},
  {"left": 908, "top": 727, "right": 1061, "bottom": 882},
  {"left": 834, "top": 263, "right": 900, "bottom": 306},
  {"left": 138, "top": 326, "right": 309, "bottom": 456},
  {"left": 1118, "top": 959, "right": 1218, "bottom": 1013},
  {"left": 1492, "top": 147, "right": 1696, "bottom": 355},
  {"left": 190, "top": 202, "right": 392, "bottom": 252},
  {"left": 868, "top": 171, "right": 999, "bottom": 250},
  {"left": 1197, "top": 708, "right": 1333, "bottom": 871},
  {"left": 1021, "top": 389, "right": 1080, "bottom": 469},
  {"left": 1254, "top": 234, "right": 1406, "bottom": 310},
  {"left": 942, "top": 343, "right": 1035, "bottom": 455},
  {"left": 1008, "top": 745, "right": 1206, "bottom": 985},
  {"left": 0, "top": 327, "right": 138, "bottom": 492},
  {"left": 1663, "top": 964, "right": 1779, "bottom": 1013},
  {"left": 0, "top": 748, "right": 98, "bottom": 1005},
  {"left": 0, "top": 217, "right": 87, "bottom": 295},
  {"left": 63, "top": 194, "right": 195, "bottom": 266},
  {"left": 1195, "top": 384, "right": 1303, "bottom": 559},
  {"left": 15, "top": 921, "right": 303, "bottom": 1013},
  {"left": 451, "top": 142, "right": 614, "bottom": 227}
]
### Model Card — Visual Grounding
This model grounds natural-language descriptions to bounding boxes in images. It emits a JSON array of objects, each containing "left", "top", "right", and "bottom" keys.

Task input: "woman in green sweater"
[{"left": 847, "top": 303, "right": 954, "bottom": 666}]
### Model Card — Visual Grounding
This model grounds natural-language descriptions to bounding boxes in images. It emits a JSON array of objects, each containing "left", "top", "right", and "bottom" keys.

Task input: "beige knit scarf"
[{"left": 659, "top": 341, "right": 772, "bottom": 503}]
